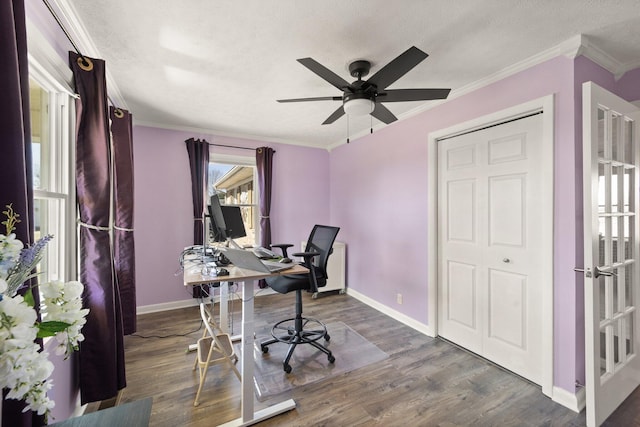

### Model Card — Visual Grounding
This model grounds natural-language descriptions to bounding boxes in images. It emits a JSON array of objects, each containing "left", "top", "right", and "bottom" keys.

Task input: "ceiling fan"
[{"left": 277, "top": 46, "right": 451, "bottom": 125}]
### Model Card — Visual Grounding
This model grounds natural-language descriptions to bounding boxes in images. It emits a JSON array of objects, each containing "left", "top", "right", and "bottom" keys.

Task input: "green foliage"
[
  {"left": 37, "top": 320, "right": 73, "bottom": 338},
  {"left": 1, "top": 203, "right": 21, "bottom": 235}
]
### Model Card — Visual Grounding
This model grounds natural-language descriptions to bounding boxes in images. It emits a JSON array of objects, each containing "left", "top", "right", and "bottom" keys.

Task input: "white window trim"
[{"left": 29, "top": 56, "right": 77, "bottom": 283}]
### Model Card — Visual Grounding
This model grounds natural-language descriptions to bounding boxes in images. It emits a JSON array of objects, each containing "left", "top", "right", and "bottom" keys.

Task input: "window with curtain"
[
  {"left": 209, "top": 154, "right": 258, "bottom": 247},
  {"left": 29, "top": 71, "right": 76, "bottom": 286}
]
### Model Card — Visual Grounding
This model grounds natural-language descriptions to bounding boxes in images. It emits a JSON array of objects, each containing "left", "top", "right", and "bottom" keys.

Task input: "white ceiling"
[{"left": 62, "top": 0, "right": 640, "bottom": 149}]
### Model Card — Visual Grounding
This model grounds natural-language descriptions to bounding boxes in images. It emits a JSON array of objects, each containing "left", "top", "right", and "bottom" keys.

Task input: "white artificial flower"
[
  {"left": 40, "top": 280, "right": 89, "bottom": 359},
  {"left": 0, "top": 224, "right": 89, "bottom": 419},
  {"left": 0, "top": 233, "right": 23, "bottom": 279},
  {"left": 63, "top": 281, "right": 84, "bottom": 299}
]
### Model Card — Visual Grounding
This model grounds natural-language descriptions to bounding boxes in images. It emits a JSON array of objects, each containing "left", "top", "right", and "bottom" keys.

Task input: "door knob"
[
  {"left": 503, "top": 258, "right": 510, "bottom": 263},
  {"left": 574, "top": 266, "right": 616, "bottom": 279},
  {"left": 593, "top": 266, "right": 615, "bottom": 278}
]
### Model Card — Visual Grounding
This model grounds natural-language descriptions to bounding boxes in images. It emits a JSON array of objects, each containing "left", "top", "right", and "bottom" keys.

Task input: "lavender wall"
[
  {"left": 133, "top": 126, "right": 330, "bottom": 307},
  {"left": 331, "top": 55, "right": 575, "bottom": 325}
]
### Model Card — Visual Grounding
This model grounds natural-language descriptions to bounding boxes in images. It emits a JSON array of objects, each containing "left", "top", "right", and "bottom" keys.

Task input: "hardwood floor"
[{"left": 111, "top": 291, "right": 639, "bottom": 426}]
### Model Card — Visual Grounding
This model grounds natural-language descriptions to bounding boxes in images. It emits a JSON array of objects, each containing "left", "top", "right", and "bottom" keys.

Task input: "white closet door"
[{"left": 438, "top": 113, "right": 544, "bottom": 384}]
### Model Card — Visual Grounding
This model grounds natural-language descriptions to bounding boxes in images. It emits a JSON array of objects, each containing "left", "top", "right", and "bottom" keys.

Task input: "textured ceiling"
[{"left": 64, "top": 0, "right": 640, "bottom": 149}]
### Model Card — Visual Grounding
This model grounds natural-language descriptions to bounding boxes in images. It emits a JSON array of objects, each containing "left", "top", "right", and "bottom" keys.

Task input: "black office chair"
[{"left": 260, "top": 225, "right": 340, "bottom": 373}]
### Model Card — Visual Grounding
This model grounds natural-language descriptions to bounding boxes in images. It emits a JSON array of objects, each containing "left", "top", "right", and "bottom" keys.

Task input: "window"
[
  {"left": 29, "top": 68, "right": 76, "bottom": 284},
  {"left": 209, "top": 154, "right": 258, "bottom": 247}
]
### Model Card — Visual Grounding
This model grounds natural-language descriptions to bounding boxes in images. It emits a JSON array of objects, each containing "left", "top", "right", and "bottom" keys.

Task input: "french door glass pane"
[
  {"left": 599, "top": 275, "right": 607, "bottom": 322},
  {"left": 625, "top": 263, "right": 633, "bottom": 308},
  {"left": 598, "top": 163, "right": 606, "bottom": 213},
  {"left": 612, "top": 273, "right": 620, "bottom": 314},
  {"left": 612, "top": 166, "right": 624, "bottom": 213},
  {"left": 612, "top": 113, "right": 621, "bottom": 162},
  {"left": 598, "top": 217, "right": 606, "bottom": 266},
  {"left": 600, "top": 329, "right": 607, "bottom": 376},
  {"left": 624, "top": 119, "right": 633, "bottom": 164},
  {"left": 613, "top": 320, "right": 621, "bottom": 365},
  {"left": 612, "top": 216, "right": 620, "bottom": 264},
  {"left": 598, "top": 108, "right": 606, "bottom": 158}
]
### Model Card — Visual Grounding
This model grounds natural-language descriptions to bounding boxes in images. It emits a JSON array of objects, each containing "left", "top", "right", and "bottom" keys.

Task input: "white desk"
[{"left": 184, "top": 262, "right": 308, "bottom": 426}]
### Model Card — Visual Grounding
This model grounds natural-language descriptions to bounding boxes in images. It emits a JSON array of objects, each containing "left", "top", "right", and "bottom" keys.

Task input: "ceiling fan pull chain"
[
  {"left": 346, "top": 115, "right": 350, "bottom": 144},
  {"left": 370, "top": 115, "right": 373, "bottom": 134}
]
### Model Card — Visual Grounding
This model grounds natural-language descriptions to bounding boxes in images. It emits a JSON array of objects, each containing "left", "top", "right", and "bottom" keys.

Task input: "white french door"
[
  {"left": 437, "top": 113, "right": 546, "bottom": 385},
  {"left": 582, "top": 82, "right": 640, "bottom": 427}
]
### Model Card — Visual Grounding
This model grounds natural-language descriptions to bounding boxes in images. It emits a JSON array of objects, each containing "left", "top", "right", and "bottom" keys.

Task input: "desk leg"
[
  {"left": 219, "top": 282, "right": 242, "bottom": 341},
  {"left": 240, "top": 279, "right": 255, "bottom": 421},
  {"left": 219, "top": 281, "right": 229, "bottom": 334},
  {"left": 218, "top": 279, "right": 295, "bottom": 427}
]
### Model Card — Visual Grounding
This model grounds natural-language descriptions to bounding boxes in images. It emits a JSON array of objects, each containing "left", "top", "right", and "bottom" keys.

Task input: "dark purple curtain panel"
[
  {"left": 1, "top": 1, "right": 44, "bottom": 425},
  {"left": 0, "top": 0, "right": 32, "bottom": 243},
  {"left": 185, "top": 138, "right": 209, "bottom": 298},
  {"left": 256, "top": 147, "right": 274, "bottom": 247},
  {"left": 110, "top": 106, "right": 136, "bottom": 335},
  {"left": 70, "top": 52, "right": 126, "bottom": 404},
  {"left": 256, "top": 147, "right": 274, "bottom": 289},
  {"left": 185, "top": 138, "right": 209, "bottom": 244}
]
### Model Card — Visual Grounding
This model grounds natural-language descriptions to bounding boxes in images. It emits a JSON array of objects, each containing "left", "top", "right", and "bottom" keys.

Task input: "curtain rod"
[
  {"left": 42, "top": 0, "right": 117, "bottom": 108},
  {"left": 210, "top": 143, "right": 275, "bottom": 153}
]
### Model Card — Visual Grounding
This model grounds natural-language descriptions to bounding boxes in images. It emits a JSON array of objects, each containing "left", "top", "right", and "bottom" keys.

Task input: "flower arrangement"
[{"left": 0, "top": 204, "right": 89, "bottom": 418}]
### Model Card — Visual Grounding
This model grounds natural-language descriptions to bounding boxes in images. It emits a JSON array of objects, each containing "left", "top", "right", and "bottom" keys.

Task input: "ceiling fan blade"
[
  {"left": 322, "top": 105, "right": 345, "bottom": 125},
  {"left": 277, "top": 96, "right": 342, "bottom": 103},
  {"left": 297, "top": 58, "right": 351, "bottom": 91},
  {"left": 366, "top": 46, "right": 429, "bottom": 91},
  {"left": 377, "top": 88, "right": 451, "bottom": 102},
  {"left": 371, "top": 103, "right": 397, "bottom": 124}
]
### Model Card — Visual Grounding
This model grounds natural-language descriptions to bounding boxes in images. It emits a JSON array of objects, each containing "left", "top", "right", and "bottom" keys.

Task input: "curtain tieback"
[
  {"left": 114, "top": 225, "right": 134, "bottom": 232},
  {"left": 260, "top": 215, "right": 270, "bottom": 219},
  {"left": 78, "top": 220, "right": 110, "bottom": 231}
]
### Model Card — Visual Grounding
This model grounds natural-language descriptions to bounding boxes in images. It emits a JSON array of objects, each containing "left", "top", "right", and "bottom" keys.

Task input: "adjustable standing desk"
[{"left": 184, "top": 261, "right": 308, "bottom": 427}]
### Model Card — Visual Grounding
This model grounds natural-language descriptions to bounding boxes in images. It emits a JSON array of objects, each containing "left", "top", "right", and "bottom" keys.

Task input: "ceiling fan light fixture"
[{"left": 343, "top": 97, "right": 374, "bottom": 116}]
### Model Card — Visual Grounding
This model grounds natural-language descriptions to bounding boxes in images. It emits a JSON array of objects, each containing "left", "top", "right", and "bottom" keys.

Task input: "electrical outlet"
[{"left": 396, "top": 293, "right": 403, "bottom": 305}]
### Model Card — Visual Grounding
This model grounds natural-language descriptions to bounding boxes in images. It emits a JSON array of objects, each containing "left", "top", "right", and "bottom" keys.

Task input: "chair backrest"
[{"left": 304, "top": 225, "right": 340, "bottom": 286}]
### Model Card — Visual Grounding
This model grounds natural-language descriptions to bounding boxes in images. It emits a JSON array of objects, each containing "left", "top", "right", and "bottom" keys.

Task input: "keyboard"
[{"left": 253, "top": 246, "right": 278, "bottom": 259}]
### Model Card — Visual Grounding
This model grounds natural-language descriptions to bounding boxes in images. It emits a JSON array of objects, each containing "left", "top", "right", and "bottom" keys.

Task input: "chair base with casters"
[
  {"left": 193, "top": 302, "right": 240, "bottom": 406},
  {"left": 260, "top": 290, "right": 335, "bottom": 373},
  {"left": 260, "top": 225, "right": 340, "bottom": 373}
]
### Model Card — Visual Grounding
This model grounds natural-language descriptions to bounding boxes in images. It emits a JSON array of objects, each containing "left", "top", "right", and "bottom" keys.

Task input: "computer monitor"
[
  {"left": 208, "top": 196, "right": 227, "bottom": 242},
  {"left": 221, "top": 206, "right": 247, "bottom": 239}
]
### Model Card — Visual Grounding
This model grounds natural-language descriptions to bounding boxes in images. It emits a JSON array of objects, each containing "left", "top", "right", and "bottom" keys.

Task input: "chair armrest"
[
  {"left": 292, "top": 251, "right": 321, "bottom": 292},
  {"left": 291, "top": 251, "right": 319, "bottom": 260},
  {"left": 270, "top": 243, "right": 293, "bottom": 257}
]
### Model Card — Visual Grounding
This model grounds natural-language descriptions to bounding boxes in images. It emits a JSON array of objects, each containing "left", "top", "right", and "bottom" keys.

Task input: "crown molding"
[
  {"left": 50, "top": 0, "right": 129, "bottom": 110},
  {"left": 328, "top": 34, "right": 636, "bottom": 149},
  {"left": 566, "top": 34, "right": 630, "bottom": 79},
  {"left": 133, "top": 119, "right": 329, "bottom": 151}
]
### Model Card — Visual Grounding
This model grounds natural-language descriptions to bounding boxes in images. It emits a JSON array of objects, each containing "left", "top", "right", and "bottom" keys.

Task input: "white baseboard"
[
  {"left": 345, "top": 288, "right": 435, "bottom": 337},
  {"left": 137, "top": 298, "right": 199, "bottom": 315},
  {"left": 552, "top": 385, "right": 586, "bottom": 413},
  {"left": 137, "top": 287, "right": 278, "bottom": 315}
]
